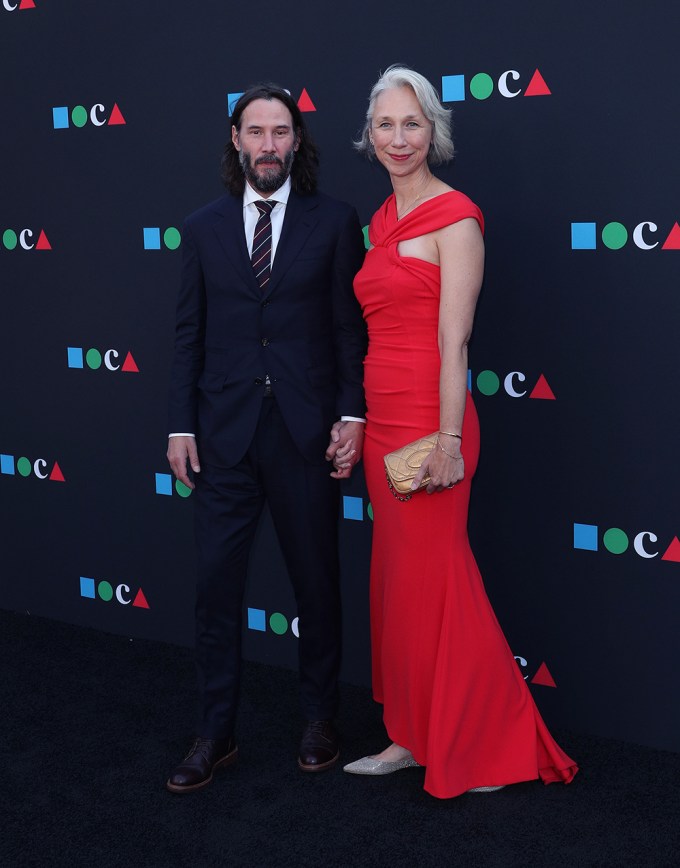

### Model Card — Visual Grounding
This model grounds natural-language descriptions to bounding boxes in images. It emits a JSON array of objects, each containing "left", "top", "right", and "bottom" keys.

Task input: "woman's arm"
[{"left": 412, "top": 216, "right": 485, "bottom": 493}]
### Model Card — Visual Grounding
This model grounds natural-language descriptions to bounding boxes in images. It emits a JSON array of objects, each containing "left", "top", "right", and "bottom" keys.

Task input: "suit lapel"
[
  {"left": 211, "top": 195, "right": 261, "bottom": 295},
  {"left": 265, "top": 192, "right": 320, "bottom": 298}
]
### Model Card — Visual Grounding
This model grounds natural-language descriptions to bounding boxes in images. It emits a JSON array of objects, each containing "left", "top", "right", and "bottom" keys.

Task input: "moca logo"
[
  {"left": 52, "top": 103, "right": 126, "bottom": 130},
  {"left": 469, "top": 370, "right": 555, "bottom": 399},
  {"left": 247, "top": 607, "right": 299, "bottom": 637},
  {"left": 155, "top": 472, "right": 191, "bottom": 498},
  {"left": 573, "top": 523, "right": 680, "bottom": 562},
  {"left": 67, "top": 347, "right": 139, "bottom": 372},
  {"left": 79, "top": 576, "right": 149, "bottom": 608},
  {"left": 143, "top": 227, "right": 181, "bottom": 250},
  {"left": 2, "top": 228, "right": 51, "bottom": 250},
  {"left": 1, "top": 453, "right": 65, "bottom": 481},
  {"left": 571, "top": 220, "right": 680, "bottom": 250},
  {"left": 3, "top": 0, "right": 37, "bottom": 10},
  {"left": 441, "top": 69, "right": 550, "bottom": 102},
  {"left": 227, "top": 87, "right": 315, "bottom": 115}
]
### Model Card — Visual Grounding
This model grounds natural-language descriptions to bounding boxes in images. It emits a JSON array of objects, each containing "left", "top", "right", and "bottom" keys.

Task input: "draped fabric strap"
[{"left": 251, "top": 200, "right": 275, "bottom": 289}]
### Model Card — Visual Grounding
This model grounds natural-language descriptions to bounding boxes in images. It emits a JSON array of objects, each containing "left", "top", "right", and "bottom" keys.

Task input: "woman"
[{"left": 340, "top": 66, "right": 578, "bottom": 798}]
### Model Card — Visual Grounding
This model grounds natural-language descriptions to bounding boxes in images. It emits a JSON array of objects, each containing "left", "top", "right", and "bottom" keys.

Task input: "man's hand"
[
  {"left": 325, "top": 420, "right": 365, "bottom": 479},
  {"left": 167, "top": 436, "right": 201, "bottom": 490}
]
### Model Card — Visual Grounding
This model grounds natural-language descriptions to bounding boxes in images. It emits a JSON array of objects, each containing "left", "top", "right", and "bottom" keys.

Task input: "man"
[{"left": 165, "top": 84, "right": 367, "bottom": 793}]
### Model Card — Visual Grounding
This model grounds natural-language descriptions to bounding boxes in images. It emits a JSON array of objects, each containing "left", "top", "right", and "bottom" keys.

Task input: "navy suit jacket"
[{"left": 168, "top": 190, "right": 368, "bottom": 468}]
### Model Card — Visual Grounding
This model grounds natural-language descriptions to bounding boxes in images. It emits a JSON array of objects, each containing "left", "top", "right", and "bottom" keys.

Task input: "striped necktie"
[{"left": 251, "top": 200, "right": 275, "bottom": 289}]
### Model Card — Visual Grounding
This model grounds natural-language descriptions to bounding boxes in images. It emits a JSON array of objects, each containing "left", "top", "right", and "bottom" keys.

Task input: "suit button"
[
  {"left": 254, "top": 377, "right": 263, "bottom": 386},
  {"left": 261, "top": 300, "right": 270, "bottom": 308},
  {"left": 261, "top": 337, "right": 269, "bottom": 346}
]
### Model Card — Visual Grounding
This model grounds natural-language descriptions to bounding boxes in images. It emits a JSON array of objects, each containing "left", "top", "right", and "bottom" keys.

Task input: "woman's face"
[{"left": 370, "top": 86, "right": 433, "bottom": 179}]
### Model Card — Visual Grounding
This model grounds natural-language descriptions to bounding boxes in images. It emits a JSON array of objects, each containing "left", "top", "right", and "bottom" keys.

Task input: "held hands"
[
  {"left": 167, "top": 436, "right": 201, "bottom": 490},
  {"left": 412, "top": 434, "right": 465, "bottom": 494},
  {"left": 326, "top": 420, "right": 365, "bottom": 479}
]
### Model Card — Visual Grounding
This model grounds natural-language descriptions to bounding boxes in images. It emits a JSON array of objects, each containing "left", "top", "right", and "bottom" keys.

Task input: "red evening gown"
[{"left": 353, "top": 191, "right": 578, "bottom": 799}]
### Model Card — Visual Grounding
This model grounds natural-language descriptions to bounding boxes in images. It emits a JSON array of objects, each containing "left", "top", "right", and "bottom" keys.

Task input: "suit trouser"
[{"left": 193, "top": 397, "right": 342, "bottom": 739}]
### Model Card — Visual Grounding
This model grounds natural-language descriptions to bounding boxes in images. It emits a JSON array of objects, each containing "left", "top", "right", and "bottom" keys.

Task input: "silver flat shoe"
[
  {"left": 343, "top": 754, "right": 420, "bottom": 775},
  {"left": 467, "top": 785, "right": 506, "bottom": 793}
]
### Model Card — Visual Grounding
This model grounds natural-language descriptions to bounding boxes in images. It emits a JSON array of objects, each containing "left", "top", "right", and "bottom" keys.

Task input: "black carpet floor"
[{"left": 2, "top": 609, "right": 679, "bottom": 868}]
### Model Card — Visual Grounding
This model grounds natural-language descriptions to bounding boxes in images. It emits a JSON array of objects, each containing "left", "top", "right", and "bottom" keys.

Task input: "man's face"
[{"left": 232, "top": 98, "right": 299, "bottom": 195}]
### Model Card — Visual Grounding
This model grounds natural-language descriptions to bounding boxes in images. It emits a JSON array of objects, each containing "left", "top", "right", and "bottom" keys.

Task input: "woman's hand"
[{"left": 411, "top": 437, "right": 465, "bottom": 494}]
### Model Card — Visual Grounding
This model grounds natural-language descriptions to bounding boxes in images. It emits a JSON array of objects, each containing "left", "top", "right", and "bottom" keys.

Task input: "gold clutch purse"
[{"left": 383, "top": 432, "right": 438, "bottom": 501}]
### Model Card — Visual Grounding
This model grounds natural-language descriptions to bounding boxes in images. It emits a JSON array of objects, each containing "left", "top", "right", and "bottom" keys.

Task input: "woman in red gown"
[{"left": 340, "top": 66, "right": 578, "bottom": 798}]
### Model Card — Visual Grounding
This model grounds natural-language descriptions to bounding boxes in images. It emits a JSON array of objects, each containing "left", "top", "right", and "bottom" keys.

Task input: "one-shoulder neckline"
[{"left": 390, "top": 189, "right": 461, "bottom": 222}]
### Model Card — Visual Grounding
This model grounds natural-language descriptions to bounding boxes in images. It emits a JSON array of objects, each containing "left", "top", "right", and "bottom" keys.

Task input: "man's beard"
[{"left": 240, "top": 148, "right": 295, "bottom": 193}]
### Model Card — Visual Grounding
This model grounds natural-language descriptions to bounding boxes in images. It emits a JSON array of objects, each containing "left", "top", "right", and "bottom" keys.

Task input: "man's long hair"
[{"left": 221, "top": 84, "right": 319, "bottom": 196}]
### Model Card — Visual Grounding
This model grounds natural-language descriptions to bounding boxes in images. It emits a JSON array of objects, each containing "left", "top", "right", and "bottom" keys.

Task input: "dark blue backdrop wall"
[{"left": 2, "top": 0, "right": 678, "bottom": 753}]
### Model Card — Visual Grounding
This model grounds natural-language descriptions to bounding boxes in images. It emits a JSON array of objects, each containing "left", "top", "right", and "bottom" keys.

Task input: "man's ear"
[{"left": 231, "top": 125, "right": 240, "bottom": 151}]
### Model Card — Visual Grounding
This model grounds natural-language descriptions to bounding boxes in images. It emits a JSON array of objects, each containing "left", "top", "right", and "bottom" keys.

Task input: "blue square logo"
[
  {"left": 67, "top": 347, "right": 84, "bottom": 368},
  {"left": 247, "top": 607, "right": 266, "bottom": 632},
  {"left": 343, "top": 495, "right": 363, "bottom": 521},
  {"left": 573, "top": 523, "right": 598, "bottom": 551},
  {"left": 1, "top": 454, "right": 15, "bottom": 475},
  {"left": 155, "top": 473, "right": 173, "bottom": 496},
  {"left": 52, "top": 106, "right": 69, "bottom": 129},
  {"left": 143, "top": 227, "right": 161, "bottom": 250},
  {"left": 80, "top": 576, "right": 96, "bottom": 598},
  {"left": 441, "top": 75, "right": 466, "bottom": 102},
  {"left": 571, "top": 223, "right": 597, "bottom": 250},
  {"left": 228, "top": 92, "right": 244, "bottom": 115}
]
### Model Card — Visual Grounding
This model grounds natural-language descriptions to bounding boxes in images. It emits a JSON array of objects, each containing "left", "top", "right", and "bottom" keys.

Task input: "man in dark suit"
[{"left": 165, "top": 84, "right": 367, "bottom": 793}]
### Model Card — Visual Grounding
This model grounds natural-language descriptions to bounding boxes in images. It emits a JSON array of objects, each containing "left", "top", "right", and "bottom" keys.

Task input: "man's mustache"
[{"left": 255, "top": 156, "right": 283, "bottom": 167}]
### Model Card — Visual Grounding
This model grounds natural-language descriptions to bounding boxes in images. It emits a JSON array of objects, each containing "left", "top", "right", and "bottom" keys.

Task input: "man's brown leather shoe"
[
  {"left": 298, "top": 720, "right": 339, "bottom": 772},
  {"left": 166, "top": 736, "right": 237, "bottom": 793}
]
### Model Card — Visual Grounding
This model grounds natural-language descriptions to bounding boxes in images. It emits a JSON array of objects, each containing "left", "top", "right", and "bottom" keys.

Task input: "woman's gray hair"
[{"left": 355, "top": 65, "right": 454, "bottom": 165}]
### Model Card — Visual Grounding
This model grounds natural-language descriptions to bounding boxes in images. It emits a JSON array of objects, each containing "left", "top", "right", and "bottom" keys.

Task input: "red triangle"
[
  {"left": 35, "top": 229, "right": 52, "bottom": 250},
  {"left": 108, "top": 103, "right": 126, "bottom": 125},
  {"left": 133, "top": 588, "right": 150, "bottom": 609},
  {"left": 297, "top": 88, "right": 316, "bottom": 112},
  {"left": 661, "top": 536, "right": 680, "bottom": 562},
  {"left": 20, "top": 0, "right": 37, "bottom": 8},
  {"left": 121, "top": 351, "right": 139, "bottom": 372},
  {"left": 661, "top": 222, "right": 680, "bottom": 250},
  {"left": 524, "top": 69, "right": 551, "bottom": 97},
  {"left": 529, "top": 373, "right": 556, "bottom": 400},
  {"left": 49, "top": 461, "right": 65, "bottom": 482},
  {"left": 531, "top": 662, "right": 556, "bottom": 687}
]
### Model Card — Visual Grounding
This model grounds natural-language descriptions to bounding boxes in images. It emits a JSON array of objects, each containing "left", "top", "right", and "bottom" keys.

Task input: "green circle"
[
  {"left": 470, "top": 73, "right": 494, "bottom": 100},
  {"left": 98, "top": 581, "right": 114, "bottom": 601},
  {"left": 71, "top": 105, "right": 88, "bottom": 128},
  {"left": 269, "top": 612, "right": 288, "bottom": 635},
  {"left": 362, "top": 225, "right": 370, "bottom": 250},
  {"left": 85, "top": 348, "right": 102, "bottom": 370},
  {"left": 601, "top": 222, "right": 628, "bottom": 250},
  {"left": 175, "top": 479, "right": 192, "bottom": 498},
  {"left": 163, "top": 227, "right": 181, "bottom": 250},
  {"left": 476, "top": 370, "right": 500, "bottom": 395},
  {"left": 17, "top": 457, "right": 32, "bottom": 477},
  {"left": 3, "top": 229, "right": 17, "bottom": 250},
  {"left": 603, "top": 527, "right": 629, "bottom": 554},
  {"left": 367, "top": 502, "right": 374, "bottom": 521}
]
